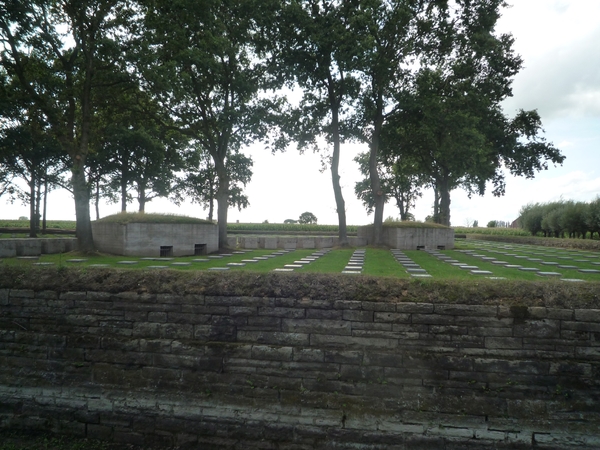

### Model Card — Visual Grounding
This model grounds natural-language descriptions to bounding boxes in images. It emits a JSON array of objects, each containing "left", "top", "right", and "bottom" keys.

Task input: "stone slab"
[
  {"left": 537, "top": 272, "right": 562, "bottom": 277},
  {"left": 209, "top": 267, "right": 230, "bottom": 271},
  {"left": 471, "top": 270, "right": 493, "bottom": 275}
]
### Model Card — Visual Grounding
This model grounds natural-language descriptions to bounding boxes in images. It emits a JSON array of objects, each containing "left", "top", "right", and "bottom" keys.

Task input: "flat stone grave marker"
[
  {"left": 574, "top": 260, "right": 590, "bottom": 263},
  {"left": 265, "top": 255, "right": 277, "bottom": 258},
  {"left": 208, "top": 255, "right": 223, "bottom": 259},
  {"left": 557, "top": 257, "right": 573, "bottom": 260},
  {"left": 406, "top": 268, "right": 427, "bottom": 274},
  {"left": 17, "top": 256, "right": 39, "bottom": 260},
  {"left": 557, "top": 264, "right": 578, "bottom": 269},
  {"left": 541, "top": 261, "right": 559, "bottom": 265},
  {"left": 284, "top": 264, "right": 303, "bottom": 268},
  {"left": 481, "top": 257, "right": 496, "bottom": 261},
  {"left": 505, "top": 265, "right": 523, "bottom": 269},
  {"left": 491, "top": 260, "right": 508, "bottom": 265},
  {"left": 171, "top": 262, "right": 191, "bottom": 266},
  {"left": 527, "top": 258, "right": 542, "bottom": 261},
  {"left": 227, "top": 262, "right": 246, "bottom": 267},
  {"left": 579, "top": 269, "right": 600, "bottom": 274},
  {"left": 451, "top": 263, "right": 467, "bottom": 266},
  {"left": 233, "top": 251, "right": 246, "bottom": 254},
  {"left": 33, "top": 262, "right": 54, "bottom": 266},
  {"left": 562, "top": 278, "right": 585, "bottom": 282},
  {"left": 514, "top": 256, "right": 528, "bottom": 259},
  {"left": 342, "top": 270, "right": 361, "bottom": 274},
  {"left": 411, "top": 273, "right": 432, "bottom": 278},
  {"left": 592, "top": 262, "right": 600, "bottom": 266},
  {"left": 117, "top": 261, "right": 138, "bottom": 265},
  {"left": 293, "top": 260, "right": 311, "bottom": 265},
  {"left": 519, "top": 267, "right": 540, "bottom": 272},
  {"left": 487, "top": 277, "right": 507, "bottom": 280},
  {"left": 241, "top": 259, "right": 259, "bottom": 263},
  {"left": 88, "top": 264, "right": 109, "bottom": 268},
  {"left": 459, "top": 266, "right": 479, "bottom": 270},
  {"left": 273, "top": 268, "right": 294, "bottom": 272},
  {"left": 471, "top": 270, "right": 493, "bottom": 275},
  {"left": 537, "top": 272, "right": 562, "bottom": 277},
  {"left": 272, "top": 252, "right": 285, "bottom": 255},
  {"left": 401, "top": 263, "right": 419, "bottom": 267},
  {"left": 192, "top": 259, "right": 210, "bottom": 262},
  {"left": 253, "top": 257, "right": 269, "bottom": 260},
  {"left": 209, "top": 267, "right": 230, "bottom": 271},
  {"left": 344, "top": 266, "right": 362, "bottom": 271},
  {"left": 347, "top": 261, "right": 363, "bottom": 266}
]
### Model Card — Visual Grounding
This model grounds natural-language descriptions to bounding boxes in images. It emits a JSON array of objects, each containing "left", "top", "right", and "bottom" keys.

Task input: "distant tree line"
[
  {"left": 519, "top": 199, "right": 600, "bottom": 239},
  {"left": 1, "top": 0, "right": 563, "bottom": 250}
]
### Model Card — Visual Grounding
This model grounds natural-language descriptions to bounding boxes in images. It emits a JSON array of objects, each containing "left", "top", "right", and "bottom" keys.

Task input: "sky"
[{"left": 2, "top": 0, "right": 599, "bottom": 227}]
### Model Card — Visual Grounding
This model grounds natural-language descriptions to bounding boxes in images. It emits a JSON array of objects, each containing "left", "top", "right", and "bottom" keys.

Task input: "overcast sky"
[{"left": 2, "top": 0, "right": 599, "bottom": 227}]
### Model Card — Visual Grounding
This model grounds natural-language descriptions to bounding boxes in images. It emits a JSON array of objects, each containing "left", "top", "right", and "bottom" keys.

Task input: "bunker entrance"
[
  {"left": 160, "top": 246, "right": 173, "bottom": 257},
  {"left": 194, "top": 244, "right": 207, "bottom": 256}
]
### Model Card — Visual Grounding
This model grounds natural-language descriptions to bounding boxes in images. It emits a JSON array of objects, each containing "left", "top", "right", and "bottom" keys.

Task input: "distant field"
[{"left": 0, "top": 220, "right": 76, "bottom": 229}]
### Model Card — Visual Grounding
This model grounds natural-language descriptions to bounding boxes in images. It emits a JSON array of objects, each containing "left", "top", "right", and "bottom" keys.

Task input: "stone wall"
[
  {"left": 0, "top": 238, "right": 77, "bottom": 257},
  {"left": 1, "top": 287, "right": 600, "bottom": 449},
  {"left": 358, "top": 226, "right": 455, "bottom": 250},
  {"left": 92, "top": 222, "right": 219, "bottom": 256}
]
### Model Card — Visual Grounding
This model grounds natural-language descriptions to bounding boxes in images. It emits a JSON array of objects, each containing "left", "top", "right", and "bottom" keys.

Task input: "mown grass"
[
  {"left": 1, "top": 244, "right": 598, "bottom": 282},
  {"left": 95, "top": 212, "right": 212, "bottom": 224}
]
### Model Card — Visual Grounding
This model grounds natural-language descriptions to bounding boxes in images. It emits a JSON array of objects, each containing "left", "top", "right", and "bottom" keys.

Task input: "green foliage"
[
  {"left": 487, "top": 220, "right": 497, "bottom": 228},
  {"left": 472, "top": 220, "right": 478, "bottom": 227},
  {"left": 519, "top": 200, "right": 597, "bottom": 239},
  {"left": 298, "top": 212, "right": 318, "bottom": 225},
  {"left": 95, "top": 212, "right": 212, "bottom": 225}
]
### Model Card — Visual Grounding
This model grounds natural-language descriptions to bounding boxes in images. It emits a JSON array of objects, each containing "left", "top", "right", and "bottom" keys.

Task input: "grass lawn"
[{"left": 1, "top": 242, "right": 598, "bottom": 282}]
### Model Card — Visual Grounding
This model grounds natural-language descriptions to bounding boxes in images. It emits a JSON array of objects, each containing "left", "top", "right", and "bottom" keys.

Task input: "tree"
[
  {"left": 177, "top": 148, "right": 253, "bottom": 222},
  {"left": 378, "top": 1, "right": 563, "bottom": 226},
  {"left": 0, "top": 114, "right": 64, "bottom": 236},
  {"left": 352, "top": 0, "right": 449, "bottom": 243},
  {"left": 0, "top": 0, "right": 135, "bottom": 251},
  {"left": 272, "top": 0, "right": 364, "bottom": 246},
  {"left": 354, "top": 151, "right": 424, "bottom": 221},
  {"left": 137, "top": 0, "right": 280, "bottom": 248},
  {"left": 298, "top": 212, "right": 317, "bottom": 224},
  {"left": 586, "top": 197, "right": 600, "bottom": 240}
]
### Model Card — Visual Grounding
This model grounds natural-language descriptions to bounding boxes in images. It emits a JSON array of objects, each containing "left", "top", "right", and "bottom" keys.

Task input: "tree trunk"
[
  {"left": 28, "top": 177, "right": 37, "bottom": 238},
  {"left": 71, "top": 157, "right": 94, "bottom": 253},
  {"left": 138, "top": 185, "right": 146, "bottom": 212},
  {"left": 368, "top": 101, "right": 385, "bottom": 246},
  {"left": 121, "top": 178, "right": 127, "bottom": 212},
  {"left": 329, "top": 98, "right": 348, "bottom": 246},
  {"left": 215, "top": 164, "right": 229, "bottom": 249},
  {"left": 94, "top": 181, "right": 100, "bottom": 220},
  {"left": 438, "top": 177, "right": 451, "bottom": 226},
  {"left": 42, "top": 176, "right": 48, "bottom": 231},
  {"left": 433, "top": 183, "right": 440, "bottom": 223}
]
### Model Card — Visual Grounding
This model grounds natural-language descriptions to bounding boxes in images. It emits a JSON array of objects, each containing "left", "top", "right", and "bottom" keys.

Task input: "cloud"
[{"left": 500, "top": 1, "right": 600, "bottom": 119}]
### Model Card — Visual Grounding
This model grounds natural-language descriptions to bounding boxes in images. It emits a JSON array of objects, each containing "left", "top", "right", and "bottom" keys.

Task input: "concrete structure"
[
  {"left": 358, "top": 225, "right": 454, "bottom": 250},
  {"left": 229, "top": 235, "right": 366, "bottom": 249},
  {"left": 92, "top": 221, "right": 218, "bottom": 257},
  {"left": 0, "top": 238, "right": 77, "bottom": 257}
]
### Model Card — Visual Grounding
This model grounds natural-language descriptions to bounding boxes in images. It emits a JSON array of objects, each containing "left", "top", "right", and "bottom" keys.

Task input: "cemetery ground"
[{"left": 1, "top": 240, "right": 599, "bottom": 283}]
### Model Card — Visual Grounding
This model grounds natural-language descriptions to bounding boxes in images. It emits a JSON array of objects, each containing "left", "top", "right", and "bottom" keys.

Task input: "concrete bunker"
[
  {"left": 358, "top": 222, "right": 454, "bottom": 250},
  {"left": 92, "top": 213, "right": 218, "bottom": 257}
]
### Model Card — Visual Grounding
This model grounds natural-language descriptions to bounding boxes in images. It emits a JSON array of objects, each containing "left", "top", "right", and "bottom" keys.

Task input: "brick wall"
[{"left": 1, "top": 287, "right": 600, "bottom": 449}]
